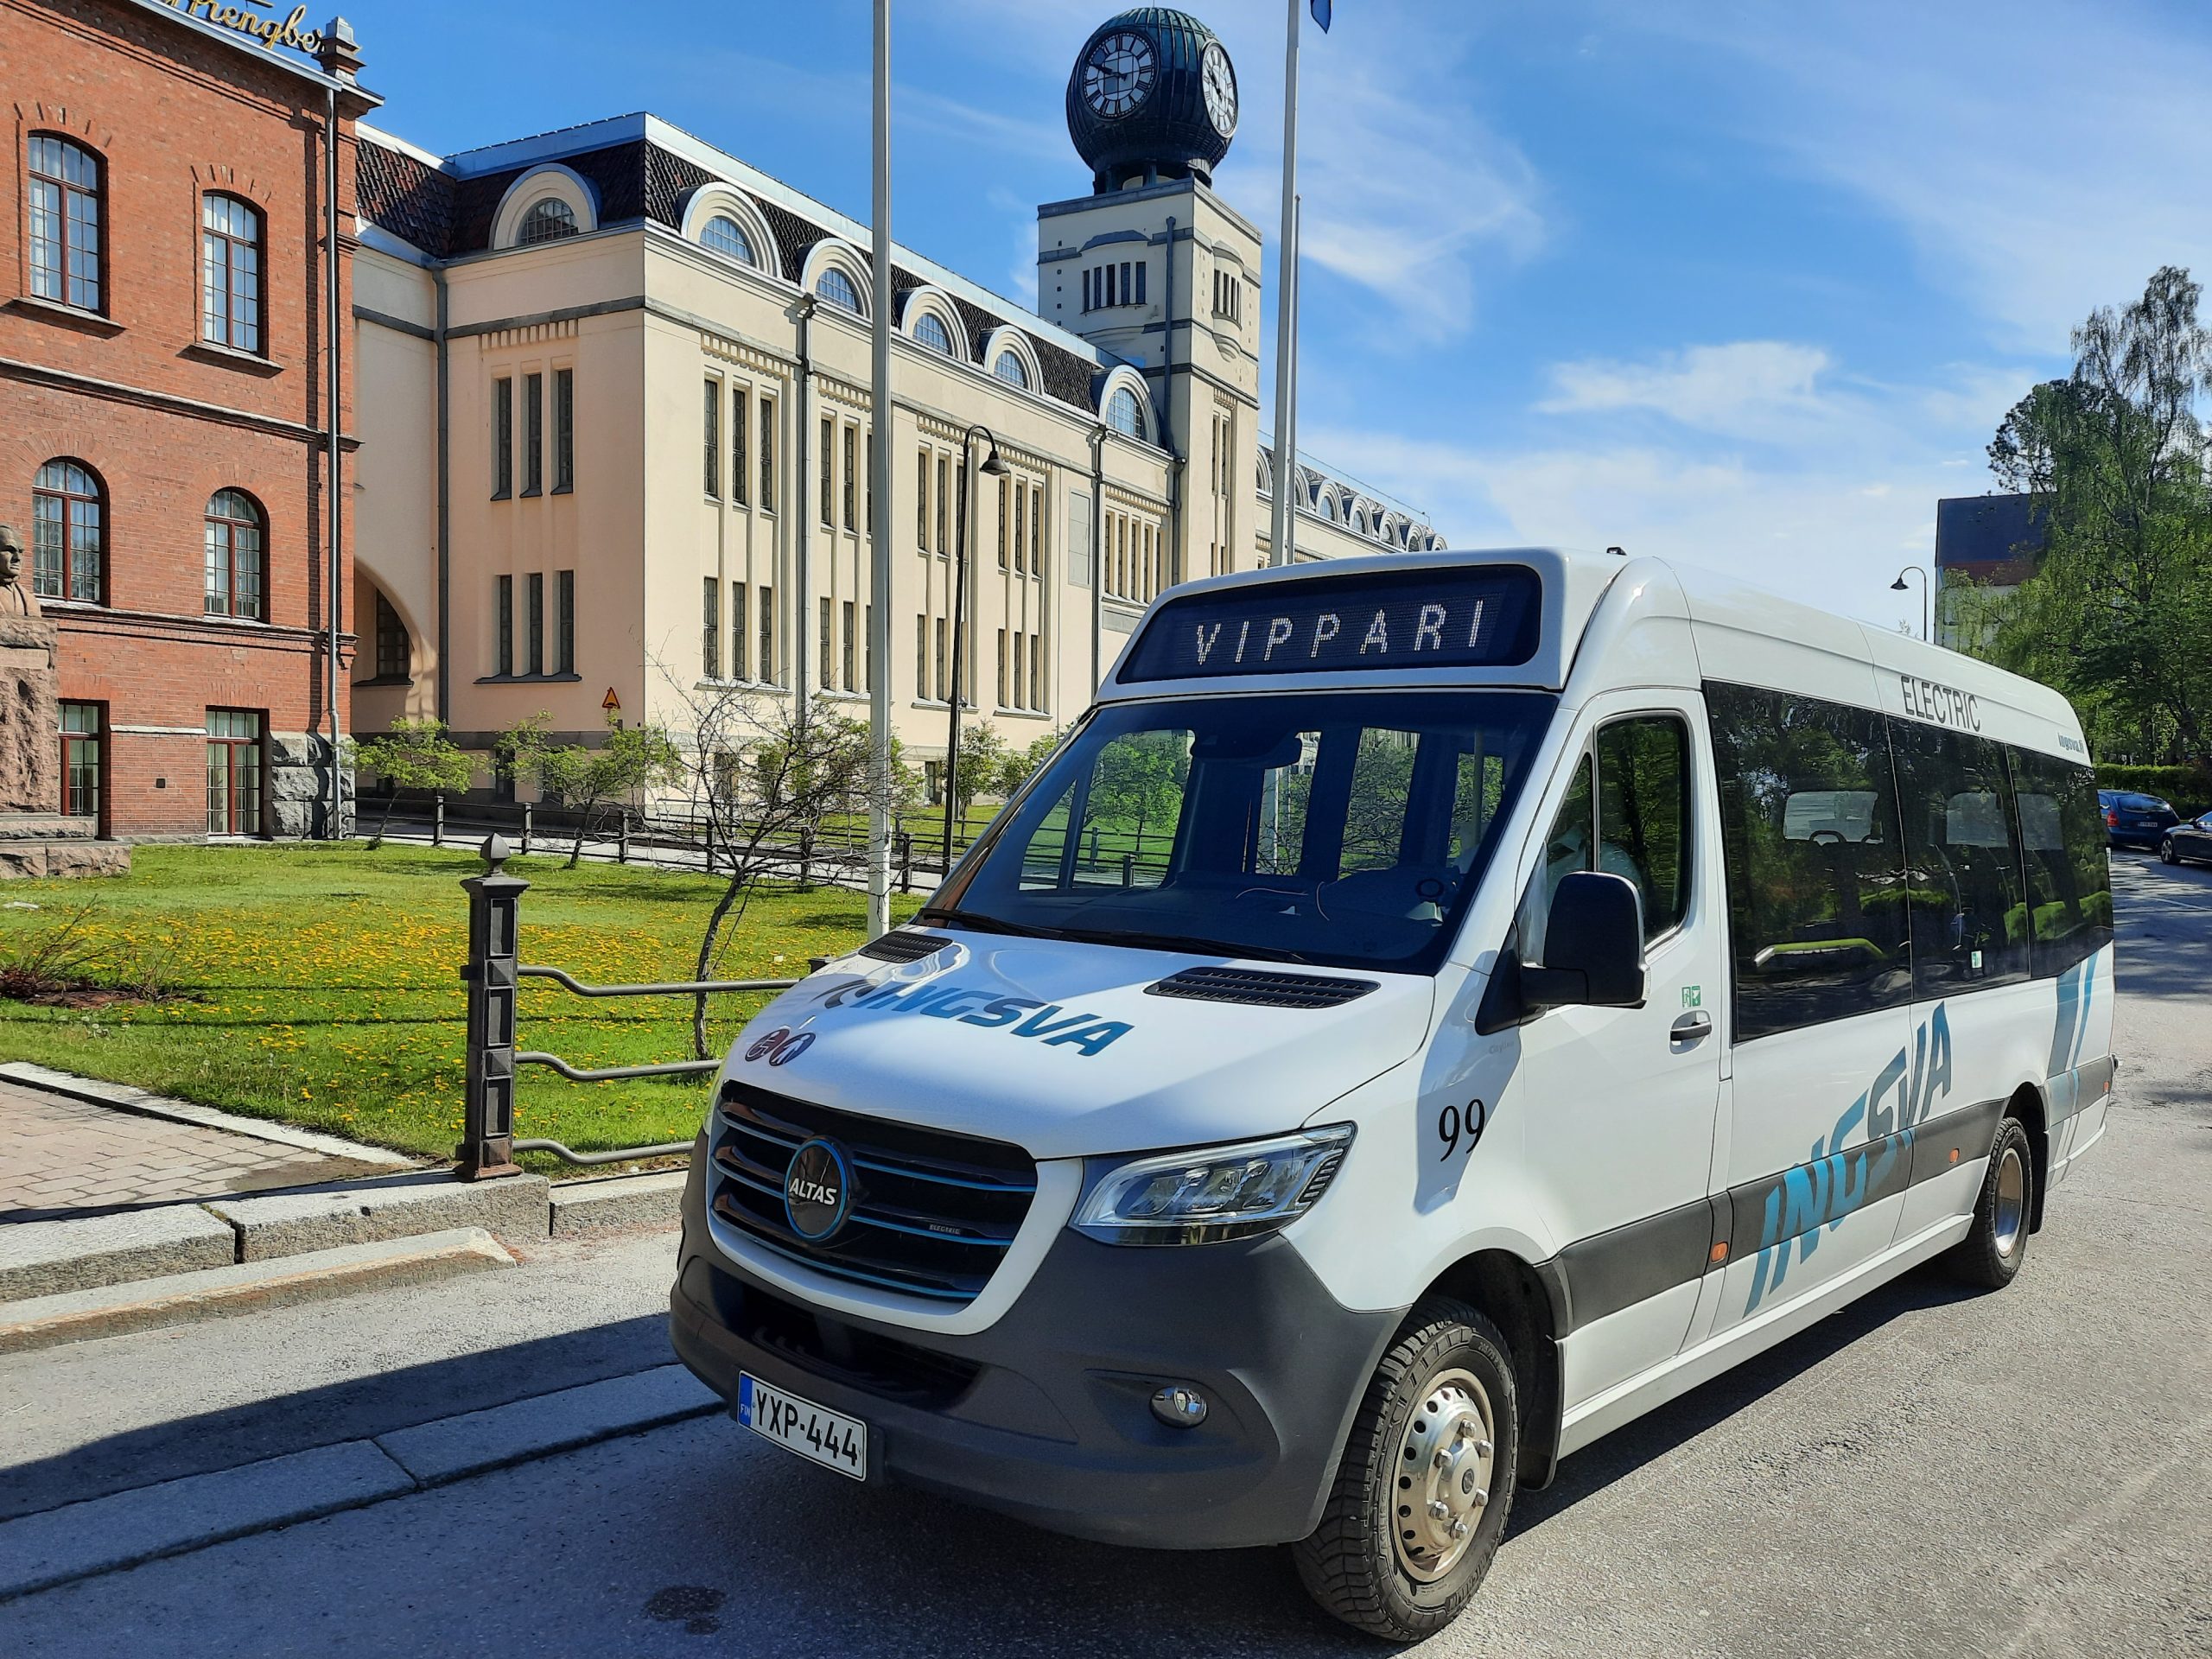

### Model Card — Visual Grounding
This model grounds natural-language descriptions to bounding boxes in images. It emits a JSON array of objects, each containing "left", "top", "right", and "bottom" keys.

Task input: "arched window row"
[
  {"left": 28, "top": 461, "right": 270, "bottom": 619},
  {"left": 23, "top": 135, "right": 281, "bottom": 357}
]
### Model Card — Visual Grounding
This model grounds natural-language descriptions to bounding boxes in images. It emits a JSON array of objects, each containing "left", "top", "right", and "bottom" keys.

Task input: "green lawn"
[{"left": 0, "top": 845, "right": 921, "bottom": 1168}]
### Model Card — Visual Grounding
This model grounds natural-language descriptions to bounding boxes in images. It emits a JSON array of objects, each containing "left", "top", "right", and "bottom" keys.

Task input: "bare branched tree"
[{"left": 660, "top": 671, "right": 894, "bottom": 1057}]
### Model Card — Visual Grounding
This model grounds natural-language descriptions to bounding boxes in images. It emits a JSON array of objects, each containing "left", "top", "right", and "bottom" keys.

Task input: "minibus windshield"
[{"left": 928, "top": 690, "right": 1556, "bottom": 973}]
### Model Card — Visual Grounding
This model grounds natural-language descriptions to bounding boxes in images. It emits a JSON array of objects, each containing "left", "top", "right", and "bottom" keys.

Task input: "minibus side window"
[
  {"left": 1520, "top": 753, "right": 1594, "bottom": 964},
  {"left": 1595, "top": 716, "right": 1692, "bottom": 940},
  {"left": 1890, "top": 721, "right": 2031, "bottom": 994},
  {"left": 1705, "top": 683, "right": 1912, "bottom": 1042},
  {"left": 2007, "top": 748, "right": 2113, "bottom": 976}
]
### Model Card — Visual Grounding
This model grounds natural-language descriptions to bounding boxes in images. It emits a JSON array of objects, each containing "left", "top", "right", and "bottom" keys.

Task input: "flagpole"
[
  {"left": 1267, "top": 0, "right": 1301, "bottom": 568},
  {"left": 866, "top": 0, "right": 895, "bottom": 938}
]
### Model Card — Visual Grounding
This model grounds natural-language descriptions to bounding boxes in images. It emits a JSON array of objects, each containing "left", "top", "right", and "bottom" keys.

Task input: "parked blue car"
[{"left": 2100, "top": 789, "right": 2180, "bottom": 850}]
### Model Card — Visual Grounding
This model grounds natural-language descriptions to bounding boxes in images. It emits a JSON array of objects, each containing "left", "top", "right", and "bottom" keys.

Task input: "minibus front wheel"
[{"left": 1293, "top": 1296, "right": 1519, "bottom": 1643}]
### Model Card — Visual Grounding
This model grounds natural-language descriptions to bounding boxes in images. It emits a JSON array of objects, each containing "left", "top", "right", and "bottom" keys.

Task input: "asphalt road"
[{"left": 4, "top": 854, "right": 2208, "bottom": 1658}]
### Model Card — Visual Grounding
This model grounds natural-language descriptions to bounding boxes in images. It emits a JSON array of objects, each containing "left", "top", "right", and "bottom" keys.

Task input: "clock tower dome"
[
  {"left": 1039, "top": 9, "right": 1262, "bottom": 582},
  {"left": 1065, "top": 8, "right": 1237, "bottom": 196}
]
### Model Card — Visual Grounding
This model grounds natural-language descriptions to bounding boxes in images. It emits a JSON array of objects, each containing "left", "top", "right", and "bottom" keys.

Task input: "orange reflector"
[
  {"left": 1948, "top": 1148, "right": 1960, "bottom": 1164},
  {"left": 1709, "top": 1241, "right": 1729, "bottom": 1264}
]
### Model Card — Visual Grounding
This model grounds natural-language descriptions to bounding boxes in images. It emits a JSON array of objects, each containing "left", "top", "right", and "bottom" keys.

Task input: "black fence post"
[
  {"left": 459, "top": 835, "right": 528, "bottom": 1179},
  {"left": 618, "top": 812, "right": 630, "bottom": 865},
  {"left": 703, "top": 812, "right": 716, "bottom": 874},
  {"left": 433, "top": 795, "right": 446, "bottom": 849},
  {"left": 896, "top": 830, "right": 912, "bottom": 893}
]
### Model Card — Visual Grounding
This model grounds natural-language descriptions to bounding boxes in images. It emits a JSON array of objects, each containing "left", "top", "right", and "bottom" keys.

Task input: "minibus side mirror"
[{"left": 1522, "top": 871, "right": 1647, "bottom": 1010}]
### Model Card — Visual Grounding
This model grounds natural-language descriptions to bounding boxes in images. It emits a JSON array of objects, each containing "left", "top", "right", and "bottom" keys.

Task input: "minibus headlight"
[{"left": 1070, "top": 1126, "right": 1354, "bottom": 1245}]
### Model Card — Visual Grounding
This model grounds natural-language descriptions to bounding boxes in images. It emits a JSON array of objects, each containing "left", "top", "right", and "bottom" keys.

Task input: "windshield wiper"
[{"left": 913, "top": 906, "right": 1058, "bottom": 939}]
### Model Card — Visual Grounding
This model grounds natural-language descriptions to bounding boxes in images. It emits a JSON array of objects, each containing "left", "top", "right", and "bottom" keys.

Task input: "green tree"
[
  {"left": 536, "top": 715, "right": 684, "bottom": 868},
  {"left": 1974, "top": 267, "right": 2212, "bottom": 770},
  {"left": 353, "top": 718, "right": 474, "bottom": 849},
  {"left": 951, "top": 722, "right": 1014, "bottom": 823},
  {"left": 492, "top": 711, "right": 553, "bottom": 795}
]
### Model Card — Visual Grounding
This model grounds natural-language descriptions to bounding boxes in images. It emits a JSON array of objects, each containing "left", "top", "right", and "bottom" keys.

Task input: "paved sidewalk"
[{"left": 0, "top": 1078, "right": 392, "bottom": 1222}]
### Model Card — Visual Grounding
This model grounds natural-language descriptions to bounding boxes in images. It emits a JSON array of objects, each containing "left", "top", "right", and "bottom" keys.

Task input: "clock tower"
[{"left": 1039, "top": 8, "right": 1262, "bottom": 581}]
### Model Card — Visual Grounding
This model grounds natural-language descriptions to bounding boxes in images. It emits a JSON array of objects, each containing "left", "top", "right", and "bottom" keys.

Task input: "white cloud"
[
  {"left": 1539, "top": 341, "right": 1834, "bottom": 438},
  {"left": 1607, "top": 0, "right": 2212, "bottom": 352},
  {"left": 1303, "top": 340, "right": 2019, "bottom": 637}
]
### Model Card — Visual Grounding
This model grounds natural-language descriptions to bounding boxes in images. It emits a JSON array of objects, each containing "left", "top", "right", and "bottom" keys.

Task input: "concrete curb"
[
  {"left": 0, "top": 1205, "right": 235, "bottom": 1301},
  {"left": 207, "top": 1172, "right": 552, "bottom": 1261},
  {"left": 548, "top": 1169, "right": 688, "bottom": 1235},
  {"left": 0, "top": 1064, "right": 417, "bottom": 1168},
  {"left": 0, "top": 1363, "right": 721, "bottom": 1601},
  {"left": 0, "top": 1227, "right": 515, "bottom": 1356}
]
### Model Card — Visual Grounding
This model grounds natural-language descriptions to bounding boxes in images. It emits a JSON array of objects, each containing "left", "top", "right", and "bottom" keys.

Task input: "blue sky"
[{"left": 344, "top": 0, "right": 2212, "bottom": 631}]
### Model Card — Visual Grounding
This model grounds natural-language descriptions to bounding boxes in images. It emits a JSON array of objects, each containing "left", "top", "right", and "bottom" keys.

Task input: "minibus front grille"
[
  {"left": 1144, "top": 964, "right": 1379, "bottom": 1009},
  {"left": 709, "top": 1081, "right": 1036, "bottom": 1307},
  {"left": 855, "top": 930, "right": 955, "bottom": 963}
]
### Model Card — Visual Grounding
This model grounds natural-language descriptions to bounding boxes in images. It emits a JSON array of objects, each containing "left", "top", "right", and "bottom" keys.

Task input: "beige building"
[{"left": 346, "top": 19, "right": 1437, "bottom": 792}]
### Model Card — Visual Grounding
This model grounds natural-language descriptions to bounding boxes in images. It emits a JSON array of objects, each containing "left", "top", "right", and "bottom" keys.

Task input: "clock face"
[
  {"left": 1202, "top": 41, "right": 1238, "bottom": 137},
  {"left": 1083, "top": 30, "right": 1157, "bottom": 118}
]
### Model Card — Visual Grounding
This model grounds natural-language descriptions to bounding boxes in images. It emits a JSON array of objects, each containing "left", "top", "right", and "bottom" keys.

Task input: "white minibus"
[{"left": 670, "top": 548, "right": 2116, "bottom": 1642}]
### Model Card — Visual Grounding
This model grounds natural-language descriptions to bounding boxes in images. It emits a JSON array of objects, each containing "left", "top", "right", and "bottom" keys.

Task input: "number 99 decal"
[{"left": 1437, "top": 1098, "right": 1488, "bottom": 1160}]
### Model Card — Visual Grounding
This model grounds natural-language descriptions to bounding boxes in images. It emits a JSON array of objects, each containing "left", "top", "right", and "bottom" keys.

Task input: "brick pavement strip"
[{"left": 0, "top": 1077, "right": 403, "bottom": 1218}]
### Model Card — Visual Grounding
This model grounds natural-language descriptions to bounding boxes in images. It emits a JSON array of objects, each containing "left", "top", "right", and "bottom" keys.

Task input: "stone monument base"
[{"left": 0, "top": 815, "right": 131, "bottom": 880}]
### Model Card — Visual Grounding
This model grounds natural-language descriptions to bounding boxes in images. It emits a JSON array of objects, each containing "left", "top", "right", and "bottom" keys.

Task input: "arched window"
[
  {"left": 32, "top": 460, "right": 104, "bottom": 603},
  {"left": 913, "top": 312, "right": 953, "bottom": 354},
  {"left": 993, "top": 350, "right": 1029, "bottom": 391},
  {"left": 1319, "top": 491, "right": 1338, "bottom": 520},
  {"left": 27, "top": 135, "right": 103, "bottom": 311},
  {"left": 517, "top": 198, "right": 578, "bottom": 245},
  {"left": 701, "top": 214, "right": 754, "bottom": 264},
  {"left": 204, "top": 490, "right": 265, "bottom": 620},
  {"left": 1106, "top": 385, "right": 1146, "bottom": 441},
  {"left": 200, "top": 194, "right": 264, "bottom": 353},
  {"left": 816, "top": 267, "right": 861, "bottom": 314}
]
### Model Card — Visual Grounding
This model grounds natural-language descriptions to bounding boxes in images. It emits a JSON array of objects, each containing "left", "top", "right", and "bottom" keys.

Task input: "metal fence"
[
  {"left": 370, "top": 791, "right": 999, "bottom": 892},
  {"left": 455, "top": 836, "right": 799, "bottom": 1177}
]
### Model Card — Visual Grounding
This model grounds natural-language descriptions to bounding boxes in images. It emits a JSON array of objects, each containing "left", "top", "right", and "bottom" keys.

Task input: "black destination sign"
[{"left": 1119, "top": 566, "right": 1542, "bottom": 683}]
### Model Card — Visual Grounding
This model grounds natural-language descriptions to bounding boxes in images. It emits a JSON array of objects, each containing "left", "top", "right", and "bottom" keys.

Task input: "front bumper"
[{"left": 668, "top": 1144, "right": 1402, "bottom": 1550}]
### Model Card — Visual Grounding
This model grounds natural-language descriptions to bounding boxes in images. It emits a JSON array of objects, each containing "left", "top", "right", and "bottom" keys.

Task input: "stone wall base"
[{"left": 0, "top": 840, "right": 131, "bottom": 879}]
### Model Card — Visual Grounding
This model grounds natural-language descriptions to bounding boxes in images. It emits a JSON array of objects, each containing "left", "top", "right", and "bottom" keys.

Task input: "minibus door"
[{"left": 1514, "top": 699, "right": 1725, "bottom": 1407}]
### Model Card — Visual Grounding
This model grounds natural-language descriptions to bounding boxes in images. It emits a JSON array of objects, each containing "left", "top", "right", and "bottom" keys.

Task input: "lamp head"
[
  {"left": 980, "top": 442, "right": 1009, "bottom": 478},
  {"left": 1891, "top": 576, "right": 1910, "bottom": 591}
]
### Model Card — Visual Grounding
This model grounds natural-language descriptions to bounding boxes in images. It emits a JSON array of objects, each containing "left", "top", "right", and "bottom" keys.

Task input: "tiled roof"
[{"left": 356, "top": 137, "right": 454, "bottom": 257}]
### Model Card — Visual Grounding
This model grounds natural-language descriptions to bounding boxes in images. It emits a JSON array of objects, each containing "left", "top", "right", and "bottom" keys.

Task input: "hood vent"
[
  {"left": 1145, "top": 965, "right": 1379, "bottom": 1009},
  {"left": 857, "top": 930, "right": 955, "bottom": 963}
]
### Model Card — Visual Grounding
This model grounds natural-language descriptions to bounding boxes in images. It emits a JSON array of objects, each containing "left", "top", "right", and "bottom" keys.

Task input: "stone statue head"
[{"left": 0, "top": 524, "right": 36, "bottom": 619}]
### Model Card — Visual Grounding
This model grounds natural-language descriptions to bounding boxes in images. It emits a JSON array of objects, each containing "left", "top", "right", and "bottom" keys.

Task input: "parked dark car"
[
  {"left": 2101, "top": 789, "right": 2180, "bottom": 849},
  {"left": 2161, "top": 811, "right": 2212, "bottom": 867}
]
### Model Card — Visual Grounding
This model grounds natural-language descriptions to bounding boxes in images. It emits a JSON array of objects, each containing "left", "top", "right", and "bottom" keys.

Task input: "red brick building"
[{"left": 0, "top": 0, "right": 375, "bottom": 838}]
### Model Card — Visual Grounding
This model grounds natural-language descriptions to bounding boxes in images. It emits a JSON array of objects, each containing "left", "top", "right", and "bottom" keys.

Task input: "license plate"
[{"left": 737, "top": 1373, "right": 867, "bottom": 1481}]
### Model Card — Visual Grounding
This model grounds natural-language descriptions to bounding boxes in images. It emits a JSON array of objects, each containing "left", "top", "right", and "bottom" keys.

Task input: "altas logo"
[{"left": 783, "top": 1139, "right": 849, "bottom": 1240}]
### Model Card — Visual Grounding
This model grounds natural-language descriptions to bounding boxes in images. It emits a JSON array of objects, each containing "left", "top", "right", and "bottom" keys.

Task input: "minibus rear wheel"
[
  {"left": 1948, "top": 1116, "right": 2034, "bottom": 1289},
  {"left": 1293, "top": 1296, "right": 1518, "bottom": 1643}
]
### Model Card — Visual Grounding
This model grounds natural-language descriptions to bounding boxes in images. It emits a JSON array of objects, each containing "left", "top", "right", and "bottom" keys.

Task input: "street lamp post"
[
  {"left": 1891, "top": 565, "right": 1930, "bottom": 642},
  {"left": 944, "top": 424, "right": 1007, "bottom": 874}
]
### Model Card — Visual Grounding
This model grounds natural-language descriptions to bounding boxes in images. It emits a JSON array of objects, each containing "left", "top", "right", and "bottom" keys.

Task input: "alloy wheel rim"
[
  {"left": 1993, "top": 1146, "right": 2026, "bottom": 1259},
  {"left": 1389, "top": 1366, "right": 1496, "bottom": 1583}
]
